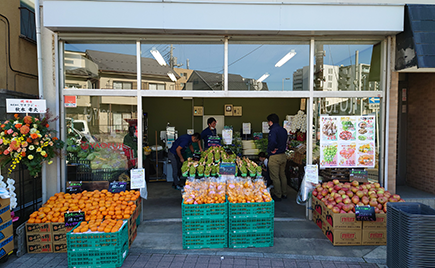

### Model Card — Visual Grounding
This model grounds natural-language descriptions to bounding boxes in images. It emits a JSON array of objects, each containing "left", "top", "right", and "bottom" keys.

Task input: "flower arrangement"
[
  {"left": 289, "top": 110, "right": 307, "bottom": 133},
  {"left": 0, "top": 113, "right": 65, "bottom": 177}
]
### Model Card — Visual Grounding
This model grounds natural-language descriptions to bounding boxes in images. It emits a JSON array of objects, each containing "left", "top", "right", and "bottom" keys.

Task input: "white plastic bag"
[{"left": 296, "top": 173, "right": 315, "bottom": 205}]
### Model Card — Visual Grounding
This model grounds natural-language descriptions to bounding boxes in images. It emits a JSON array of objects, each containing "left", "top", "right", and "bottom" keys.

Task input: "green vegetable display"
[{"left": 323, "top": 145, "right": 337, "bottom": 163}]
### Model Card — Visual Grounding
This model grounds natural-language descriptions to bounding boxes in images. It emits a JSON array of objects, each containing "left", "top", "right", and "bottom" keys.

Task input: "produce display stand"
[
  {"left": 182, "top": 199, "right": 275, "bottom": 249},
  {"left": 0, "top": 198, "right": 13, "bottom": 262},
  {"left": 67, "top": 221, "right": 129, "bottom": 268}
]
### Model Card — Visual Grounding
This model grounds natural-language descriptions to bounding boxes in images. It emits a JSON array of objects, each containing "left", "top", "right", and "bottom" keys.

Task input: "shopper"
[
  {"left": 201, "top": 117, "right": 217, "bottom": 150},
  {"left": 266, "top": 113, "right": 288, "bottom": 201},
  {"left": 123, "top": 126, "right": 138, "bottom": 169},
  {"left": 168, "top": 133, "right": 201, "bottom": 190},
  {"left": 258, "top": 152, "right": 271, "bottom": 187}
]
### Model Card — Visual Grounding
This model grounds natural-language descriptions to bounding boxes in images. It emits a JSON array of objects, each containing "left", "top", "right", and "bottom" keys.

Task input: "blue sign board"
[{"left": 369, "top": 97, "right": 380, "bottom": 104}]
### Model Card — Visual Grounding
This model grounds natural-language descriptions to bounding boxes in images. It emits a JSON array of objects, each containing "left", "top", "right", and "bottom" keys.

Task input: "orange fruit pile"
[
  {"left": 227, "top": 178, "right": 272, "bottom": 203},
  {"left": 182, "top": 178, "right": 226, "bottom": 205},
  {"left": 28, "top": 190, "right": 140, "bottom": 224},
  {"left": 73, "top": 219, "right": 125, "bottom": 234}
]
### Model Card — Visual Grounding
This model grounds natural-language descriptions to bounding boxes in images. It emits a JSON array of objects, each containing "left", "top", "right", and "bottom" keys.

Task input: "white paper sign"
[
  {"left": 222, "top": 129, "right": 233, "bottom": 145},
  {"left": 130, "top": 168, "right": 145, "bottom": 189},
  {"left": 6, "top": 99, "right": 47, "bottom": 113},
  {"left": 242, "top": 123, "right": 251, "bottom": 135},
  {"left": 305, "top": 165, "right": 319, "bottom": 184},
  {"left": 262, "top": 122, "right": 269, "bottom": 133}
]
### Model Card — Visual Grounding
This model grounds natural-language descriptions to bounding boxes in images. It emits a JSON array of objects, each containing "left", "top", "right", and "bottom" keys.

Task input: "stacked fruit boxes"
[
  {"left": 182, "top": 202, "right": 228, "bottom": 249},
  {"left": 312, "top": 196, "right": 387, "bottom": 246},
  {"left": 228, "top": 201, "right": 274, "bottom": 248},
  {"left": 0, "top": 198, "right": 13, "bottom": 260},
  {"left": 67, "top": 220, "right": 129, "bottom": 268},
  {"left": 128, "top": 197, "right": 141, "bottom": 248}
]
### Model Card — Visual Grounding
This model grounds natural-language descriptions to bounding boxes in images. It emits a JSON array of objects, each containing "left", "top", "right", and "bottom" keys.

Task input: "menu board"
[{"left": 320, "top": 116, "right": 375, "bottom": 168}]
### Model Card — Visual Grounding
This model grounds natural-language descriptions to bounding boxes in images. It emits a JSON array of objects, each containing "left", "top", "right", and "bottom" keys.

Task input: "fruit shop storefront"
[{"left": 29, "top": 0, "right": 403, "bottom": 254}]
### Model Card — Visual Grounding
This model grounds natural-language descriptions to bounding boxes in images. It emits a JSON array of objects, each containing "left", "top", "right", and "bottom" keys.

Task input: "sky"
[{"left": 66, "top": 42, "right": 374, "bottom": 91}]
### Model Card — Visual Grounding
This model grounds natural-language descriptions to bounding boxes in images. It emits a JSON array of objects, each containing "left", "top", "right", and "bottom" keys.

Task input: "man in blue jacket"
[
  {"left": 201, "top": 117, "right": 217, "bottom": 150},
  {"left": 267, "top": 114, "right": 288, "bottom": 201},
  {"left": 168, "top": 133, "right": 201, "bottom": 190}
]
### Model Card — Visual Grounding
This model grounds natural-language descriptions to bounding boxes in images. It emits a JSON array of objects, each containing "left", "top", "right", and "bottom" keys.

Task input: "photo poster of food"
[{"left": 320, "top": 116, "right": 376, "bottom": 168}]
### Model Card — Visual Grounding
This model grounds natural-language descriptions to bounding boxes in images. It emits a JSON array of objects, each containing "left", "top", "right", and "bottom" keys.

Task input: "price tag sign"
[
  {"left": 130, "top": 168, "right": 145, "bottom": 189},
  {"left": 219, "top": 163, "right": 236, "bottom": 175},
  {"left": 222, "top": 129, "right": 233, "bottom": 145},
  {"left": 262, "top": 122, "right": 269, "bottom": 133},
  {"left": 355, "top": 206, "right": 376, "bottom": 221},
  {"left": 350, "top": 169, "right": 368, "bottom": 182},
  {"left": 242, "top": 123, "right": 251, "bottom": 135},
  {"left": 64, "top": 211, "right": 86, "bottom": 227},
  {"left": 66, "top": 181, "right": 83, "bottom": 194},
  {"left": 108, "top": 181, "right": 127, "bottom": 193},
  {"left": 305, "top": 165, "right": 319, "bottom": 184}
]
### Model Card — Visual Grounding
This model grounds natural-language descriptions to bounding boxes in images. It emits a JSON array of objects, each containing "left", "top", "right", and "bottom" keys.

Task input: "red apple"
[
  {"left": 377, "top": 204, "right": 383, "bottom": 210},
  {"left": 399, "top": 199, "right": 405, "bottom": 202},
  {"left": 338, "top": 190, "right": 346, "bottom": 196},
  {"left": 327, "top": 181, "right": 334, "bottom": 188},
  {"left": 316, "top": 186, "right": 323, "bottom": 193},
  {"left": 375, "top": 207, "right": 380, "bottom": 213},
  {"left": 393, "top": 194, "right": 401, "bottom": 200},
  {"left": 342, "top": 187, "right": 349, "bottom": 192},
  {"left": 357, "top": 202, "right": 364, "bottom": 206},
  {"left": 389, "top": 198, "right": 398, "bottom": 203},
  {"left": 312, "top": 190, "right": 318, "bottom": 197},
  {"left": 356, "top": 191, "right": 364, "bottom": 198},
  {"left": 351, "top": 180, "right": 359, "bottom": 187},
  {"left": 383, "top": 206, "right": 387, "bottom": 213},
  {"left": 369, "top": 193, "right": 377, "bottom": 199},
  {"left": 340, "top": 210, "right": 347, "bottom": 214},
  {"left": 346, "top": 191, "right": 354, "bottom": 198},
  {"left": 335, "top": 197, "right": 343, "bottom": 203},
  {"left": 343, "top": 182, "right": 351, "bottom": 188},
  {"left": 333, "top": 179, "right": 340, "bottom": 185},
  {"left": 351, "top": 196, "right": 360, "bottom": 204},
  {"left": 374, "top": 182, "right": 381, "bottom": 188},
  {"left": 361, "top": 196, "right": 370, "bottom": 205},
  {"left": 321, "top": 189, "right": 328, "bottom": 196},
  {"left": 327, "top": 203, "right": 334, "bottom": 210},
  {"left": 378, "top": 197, "right": 387, "bottom": 204},
  {"left": 343, "top": 204, "right": 352, "bottom": 212},
  {"left": 343, "top": 198, "right": 351, "bottom": 204},
  {"left": 351, "top": 186, "right": 358, "bottom": 193},
  {"left": 334, "top": 185, "right": 341, "bottom": 191},
  {"left": 369, "top": 199, "right": 378, "bottom": 207},
  {"left": 332, "top": 207, "right": 340, "bottom": 213}
]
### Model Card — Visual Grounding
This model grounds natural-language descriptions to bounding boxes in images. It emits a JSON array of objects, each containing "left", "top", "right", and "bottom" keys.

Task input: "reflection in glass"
[
  {"left": 228, "top": 44, "right": 309, "bottom": 91},
  {"left": 65, "top": 96, "right": 138, "bottom": 178},
  {"left": 314, "top": 43, "right": 381, "bottom": 91}
]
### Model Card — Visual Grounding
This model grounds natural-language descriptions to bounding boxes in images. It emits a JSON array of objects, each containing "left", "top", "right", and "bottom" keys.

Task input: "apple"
[
  {"left": 362, "top": 196, "right": 370, "bottom": 205},
  {"left": 346, "top": 191, "right": 354, "bottom": 198},
  {"left": 333, "top": 179, "right": 340, "bottom": 185},
  {"left": 338, "top": 190, "right": 346, "bottom": 196},
  {"left": 312, "top": 190, "right": 318, "bottom": 197},
  {"left": 399, "top": 199, "right": 405, "bottom": 202},
  {"left": 383, "top": 206, "right": 387, "bottom": 213},
  {"left": 375, "top": 207, "right": 380, "bottom": 213},
  {"left": 316, "top": 186, "right": 323, "bottom": 193},
  {"left": 343, "top": 198, "right": 351, "bottom": 204},
  {"left": 374, "top": 182, "right": 381, "bottom": 188},
  {"left": 343, "top": 182, "right": 351, "bottom": 188},
  {"left": 389, "top": 198, "right": 398, "bottom": 203},
  {"left": 351, "top": 180, "right": 359, "bottom": 187},
  {"left": 327, "top": 203, "right": 334, "bottom": 210},
  {"left": 317, "top": 195, "right": 322, "bottom": 200},
  {"left": 336, "top": 203, "right": 344, "bottom": 209},
  {"left": 342, "top": 187, "right": 349, "bottom": 192},
  {"left": 327, "top": 181, "right": 334, "bottom": 188},
  {"left": 351, "top": 187, "right": 358, "bottom": 193},
  {"left": 351, "top": 196, "right": 360, "bottom": 204},
  {"left": 369, "top": 199, "right": 378, "bottom": 207},
  {"left": 357, "top": 202, "right": 364, "bottom": 206},
  {"left": 369, "top": 193, "right": 378, "bottom": 199},
  {"left": 377, "top": 203, "right": 383, "bottom": 210},
  {"left": 378, "top": 197, "right": 387, "bottom": 204},
  {"left": 340, "top": 210, "right": 347, "bottom": 214},
  {"left": 343, "top": 204, "right": 352, "bottom": 212},
  {"left": 393, "top": 194, "right": 401, "bottom": 200},
  {"left": 356, "top": 191, "right": 364, "bottom": 198},
  {"left": 361, "top": 185, "right": 367, "bottom": 190},
  {"left": 335, "top": 197, "right": 343, "bottom": 203},
  {"left": 321, "top": 189, "right": 328, "bottom": 196},
  {"left": 332, "top": 207, "right": 340, "bottom": 213},
  {"left": 334, "top": 185, "right": 341, "bottom": 191}
]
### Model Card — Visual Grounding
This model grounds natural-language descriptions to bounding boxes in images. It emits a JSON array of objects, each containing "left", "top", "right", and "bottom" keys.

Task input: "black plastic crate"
[{"left": 92, "top": 169, "right": 129, "bottom": 182}]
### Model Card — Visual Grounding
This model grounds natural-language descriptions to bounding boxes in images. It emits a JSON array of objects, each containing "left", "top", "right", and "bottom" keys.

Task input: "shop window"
[
  {"left": 149, "top": 83, "right": 165, "bottom": 90},
  {"left": 314, "top": 42, "right": 381, "bottom": 91},
  {"left": 19, "top": 1, "right": 36, "bottom": 42},
  {"left": 228, "top": 43, "right": 309, "bottom": 91}
]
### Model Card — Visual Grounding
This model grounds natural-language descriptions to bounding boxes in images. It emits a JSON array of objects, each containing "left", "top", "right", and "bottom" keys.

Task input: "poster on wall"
[{"left": 320, "top": 116, "right": 375, "bottom": 168}]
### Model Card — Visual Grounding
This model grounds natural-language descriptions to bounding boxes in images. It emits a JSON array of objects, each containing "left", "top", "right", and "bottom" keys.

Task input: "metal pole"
[
  {"left": 224, "top": 37, "right": 228, "bottom": 92},
  {"left": 137, "top": 41, "right": 143, "bottom": 169},
  {"left": 383, "top": 37, "right": 392, "bottom": 191},
  {"left": 58, "top": 40, "right": 65, "bottom": 192},
  {"left": 306, "top": 38, "right": 315, "bottom": 221}
]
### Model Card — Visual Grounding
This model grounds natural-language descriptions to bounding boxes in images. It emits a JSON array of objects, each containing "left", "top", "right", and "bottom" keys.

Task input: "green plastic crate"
[
  {"left": 67, "top": 221, "right": 128, "bottom": 252},
  {"left": 183, "top": 217, "right": 227, "bottom": 235},
  {"left": 182, "top": 201, "right": 228, "bottom": 220},
  {"left": 229, "top": 216, "right": 274, "bottom": 233},
  {"left": 229, "top": 200, "right": 274, "bottom": 219},
  {"left": 67, "top": 240, "right": 129, "bottom": 268},
  {"left": 229, "top": 231, "right": 274, "bottom": 248},
  {"left": 183, "top": 231, "right": 228, "bottom": 249}
]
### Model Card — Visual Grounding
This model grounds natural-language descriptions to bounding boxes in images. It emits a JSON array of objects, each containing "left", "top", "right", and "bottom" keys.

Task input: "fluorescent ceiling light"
[
  {"left": 167, "top": 72, "right": 177, "bottom": 82},
  {"left": 275, "top": 50, "right": 297, "bottom": 67},
  {"left": 257, "top": 73, "right": 270, "bottom": 83},
  {"left": 150, "top": 47, "right": 167, "bottom": 66}
]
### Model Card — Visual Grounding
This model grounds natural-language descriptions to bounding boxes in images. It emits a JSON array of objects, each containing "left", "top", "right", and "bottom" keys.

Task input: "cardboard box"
[
  {"left": 53, "top": 242, "right": 67, "bottom": 253},
  {"left": 27, "top": 243, "right": 53, "bottom": 253},
  {"left": 52, "top": 223, "right": 73, "bottom": 234},
  {"left": 26, "top": 222, "right": 52, "bottom": 234},
  {"left": 322, "top": 226, "right": 361, "bottom": 246},
  {"left": 362, "top": 229, "right": 387, "bottom": 246},
  {"left": 0, "top": 206, "right": 11, "bottom": 225},
  {"left": 362, "top": 214, "right": 387, "bottom": 229},
  {"left": 323, "top": 208, "right": 362, "bottom": 229},
  {"left": 129, "top": 226, "right": 137, "bottom": 248},
  {"left": 312, "top": 196, "right": 325, "bottom": 215},
  {"left": 0, "top": 199, "right": 10, "bottom": 210},
  {"left": 0, "top": 235, "right": 14, "bottom": 259},
  {"left": 313, "top": 213, "right": 323, "bottom": 230},
  {"left": 53, "top": 232, "right": 67, "bottom": 243},
  {"left": 0, "top": 220, "right": 13, "bottom": 242},
  {"left": 26, "top": 233, "right": 53, "bottom": 244}
]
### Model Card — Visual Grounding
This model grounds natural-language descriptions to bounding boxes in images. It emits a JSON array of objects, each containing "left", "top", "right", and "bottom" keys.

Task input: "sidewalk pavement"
[{"left": 1, "top": 248, "right": 385, "bottom": 268}]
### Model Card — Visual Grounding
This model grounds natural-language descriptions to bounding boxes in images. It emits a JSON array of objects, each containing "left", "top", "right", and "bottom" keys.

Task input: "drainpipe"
[{"left": 35, "top": 0, "right": 47, "bottom": 202}]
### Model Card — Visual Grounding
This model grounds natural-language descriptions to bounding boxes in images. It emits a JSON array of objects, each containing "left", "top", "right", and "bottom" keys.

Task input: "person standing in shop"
[
  {"left": 267, "top": 113, "right": 288, "bottom": 201},
  {"left": 201, "top": 117, "right": 217, "bottom": 150},
  {"left": 168, "top": 133, "right": 201, "bottom": 190}
]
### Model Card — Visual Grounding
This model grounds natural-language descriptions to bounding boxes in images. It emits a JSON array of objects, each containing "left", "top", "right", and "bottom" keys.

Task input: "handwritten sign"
[
  {"left": 355, "top": 206, "right": 376, "bottom": 221},
  {"left": 222, "top": 129, "right": 233, "bottom": 145},
  {"left": 108, "top": 181, "right": 127, "bottom": 193},
  {"left": 6, "top": 99, "right": 47, "bottom": 113},
  {"left": 242, "top": 123, "right": 251, "bottom": 135},
  {"left": 304, "top": 165, "right": 319, "bottom": 184},
  {"left": 219, "top": 163, "right": 236, "bottom": 175},
  {"left": 130, "top": 169, "right": 145, "bottom": 189},
  {"left": 262, "top": 122, "right": 270, "bottom": 134},
  {"left": 64, "top": 211, "right": 85, "bottom": 227},
  {"left": 66, "top": 181, "right": 83, "bottom": 193},
  {"left": 350, "top": 169, "right": 368, "bottom": 182}
]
